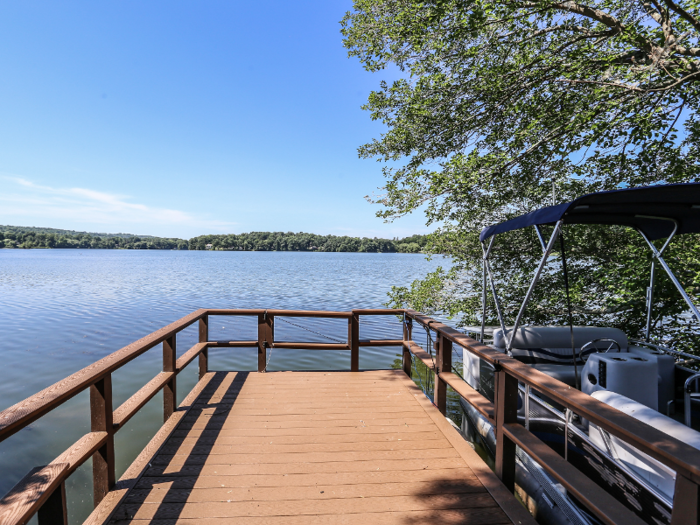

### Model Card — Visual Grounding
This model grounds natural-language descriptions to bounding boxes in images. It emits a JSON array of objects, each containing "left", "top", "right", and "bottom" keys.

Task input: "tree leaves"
[{"left": 344, "top": 0, "right": 700, "bottom": 352}]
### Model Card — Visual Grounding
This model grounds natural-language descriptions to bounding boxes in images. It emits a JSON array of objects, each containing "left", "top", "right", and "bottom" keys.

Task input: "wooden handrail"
[
  {"left": 504, "top": 423, "right": 646, "bottom": 525},
  {"left": 405, "top": 310, "right": 700, "bottom": 483},
  {"left": 404, "top": 310, "right": 700, "bottom": 525},
  {"left": 205, "top": 308, "right": 354, "bottom": 318},
  {"left": 358, "top": 339, "right": 404, "bottom": 346},
  {"left": 204, "top": 340, "right": 258, "bottom": 347},
  {"left": 272, "top": 342, "right": 350, "bottom": 350},
  {"left": 351, "top": 308, "right": 402, "bottom": 315},
  {"left": 175, "top": 342, "right": 208, "bottom": 372},
  {"left": 112, "top": 372, "right": 174, "bottom": 431},
  {"left": 203, "top": 308, "right": 266, "bottom": 315},
  {"left": 0, "top": 464, "right": 68, "bottom": 525},
  {"left": 0, "top": 309, "right": 207, "bottom": 443},
  {"left": 0, "top": 308, "right": 406, "bottom": 443},
  {"left": 0, "top": 308, "right": 411, "bottom": 524},
  {"left": 6, "top": 306, "right": 698, "bottom": 525},
  {"left": 440, "top": 371, "right": 494, "bottom": 420},
  {"left": 51, "top": 432, "right": 108, "bottom": 476},
  {"left": 404, "top": 340, "right": 435, "bottom": 370}
]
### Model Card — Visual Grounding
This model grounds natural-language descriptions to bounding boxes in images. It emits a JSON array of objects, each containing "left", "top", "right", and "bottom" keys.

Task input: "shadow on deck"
[{"left": 104, "top": 370, "right": 527, "bottom": 524}]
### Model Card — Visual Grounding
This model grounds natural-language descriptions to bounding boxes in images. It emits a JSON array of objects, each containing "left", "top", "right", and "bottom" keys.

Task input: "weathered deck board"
[{"left": 101, "top": 370, "right": 533, "bottom": 525}]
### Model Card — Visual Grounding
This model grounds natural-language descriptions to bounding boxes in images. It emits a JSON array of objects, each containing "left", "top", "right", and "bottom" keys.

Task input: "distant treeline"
[
  {"left": 188, "top": 232, "right": 428, "bottom": 253},
  {"left": 0, "top": 225, "right": 157, "bottom": 239},
  {"left": 0, "top": 226, "right": 428, "bottom": 253},
  {"left": 0, "top": 226, "right": 187, "bottom": 250}
]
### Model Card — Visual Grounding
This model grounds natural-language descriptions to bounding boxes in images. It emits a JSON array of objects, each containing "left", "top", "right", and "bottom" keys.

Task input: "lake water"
[{"left": 0, "top": 249, "right": 462, "bottom": 523}]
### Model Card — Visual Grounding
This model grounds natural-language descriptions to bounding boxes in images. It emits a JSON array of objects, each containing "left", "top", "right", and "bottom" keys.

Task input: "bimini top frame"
[{"left": 479, "top": 183, "right": 700, "bottom": 355}]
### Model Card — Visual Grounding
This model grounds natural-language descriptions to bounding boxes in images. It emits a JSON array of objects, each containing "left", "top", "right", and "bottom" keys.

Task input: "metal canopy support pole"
[
  {"left": 524, "top": 384, "right": 531, "bottom": 430},
  {"left": 482, "top": 238, "right": 508, "bottom": 338},
  {"left": 481, "top": 258, "right": 487, "bottom": 343},
  {"left": 645, "top": 260, "right": 656, "bottom": 342},
  {"left": 507, "top": 220, "right": 563, "bottom": 352},
  {"left": 534, "top": 225, "right": 547, "bottom": 252},
  {"left": 638, "top": 224, "right": 700, "bottom": 324}
]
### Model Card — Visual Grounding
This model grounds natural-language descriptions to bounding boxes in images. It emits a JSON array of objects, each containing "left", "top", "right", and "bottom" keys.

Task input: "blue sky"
[{"left": 0, "top": 1, "right": 430, "bottom": 239}]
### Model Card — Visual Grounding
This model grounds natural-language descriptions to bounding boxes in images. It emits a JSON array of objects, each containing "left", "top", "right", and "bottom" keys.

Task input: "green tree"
[{"left": 342, "top": 0, "right": 700, "bottom": 351}]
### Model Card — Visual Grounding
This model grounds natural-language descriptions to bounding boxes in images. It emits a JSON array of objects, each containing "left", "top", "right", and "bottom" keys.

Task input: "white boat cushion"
[
  {"left": 592, "top": 390, "right": 700, "bottom": 450},
  {"left": 590, "top": 390, "right": 700, "bottom": 499}
]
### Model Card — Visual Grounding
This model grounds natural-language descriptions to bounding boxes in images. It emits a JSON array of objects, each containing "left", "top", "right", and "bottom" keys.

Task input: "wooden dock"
[
  {"left": 2, "top": 308, "right": 700, "bottom": 525},
  {"left": 101, "top": 370, "right": 529, "bottom": 524}
]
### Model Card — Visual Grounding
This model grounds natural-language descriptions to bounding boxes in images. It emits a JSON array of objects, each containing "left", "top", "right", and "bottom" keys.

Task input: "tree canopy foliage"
[{"left": 342, "top": 0, "right": 700, "bottom": 351}]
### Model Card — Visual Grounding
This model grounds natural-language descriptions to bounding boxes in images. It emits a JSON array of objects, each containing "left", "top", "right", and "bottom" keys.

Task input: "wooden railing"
[
  {"left": 0, "top": 308, "right": 699, "bottom": 525},
  {"left": 402, "top": 309, "right": 700, "bottom": 525}
]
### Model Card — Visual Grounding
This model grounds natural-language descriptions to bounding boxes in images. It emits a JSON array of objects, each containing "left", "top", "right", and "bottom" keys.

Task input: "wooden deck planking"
[{"left": 104, "top": 370, "right": 532, "bottom": 524}]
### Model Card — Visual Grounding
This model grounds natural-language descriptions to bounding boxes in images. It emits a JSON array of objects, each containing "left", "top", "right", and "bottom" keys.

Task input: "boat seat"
[
  {"left": 531, "top": 363, "right": 579, "bottom": 387},
  {"left": 493, "top": 326, "right": 628, "bottom": 364}
]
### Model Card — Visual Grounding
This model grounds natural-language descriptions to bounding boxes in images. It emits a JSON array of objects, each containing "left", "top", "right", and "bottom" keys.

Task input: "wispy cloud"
[{"left": 0, "top": 176, "right": 234, "bottom": 236}]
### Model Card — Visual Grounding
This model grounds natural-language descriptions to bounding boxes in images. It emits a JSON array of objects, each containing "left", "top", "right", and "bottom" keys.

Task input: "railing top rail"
[
  {"left": 204, "top": 308, "right": 405, "bottom": 318},
  {"left": 352, "top": 308, "right": 404, "bottom": 316},
  {"left": 403, "top": 309, "right": 700, "bottom": 484},
  {"left": 267, "top": 309, "right": 353, "bottom": 318},
  {"left": 204, "top": 309, "right": 266, "bottom": 316},
  {"left": 0, "top": 309, "right": 207, "bottom": 443}
]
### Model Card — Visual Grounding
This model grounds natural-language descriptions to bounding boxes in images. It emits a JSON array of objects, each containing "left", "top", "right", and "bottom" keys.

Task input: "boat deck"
[{"left": 103, "top": 370, "right": 529, "bottom": 524}]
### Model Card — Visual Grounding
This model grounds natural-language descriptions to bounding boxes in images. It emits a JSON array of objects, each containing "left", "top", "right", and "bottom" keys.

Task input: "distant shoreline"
[
  {"left": 1, "top": 226, "right": 429, "bottom": 254},
  {"left": 1, "top": 248, "right": 427, "bottom": 254}
]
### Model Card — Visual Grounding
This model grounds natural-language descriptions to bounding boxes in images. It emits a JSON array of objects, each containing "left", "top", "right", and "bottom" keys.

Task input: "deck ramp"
[{"left": 105, "top": 370, "right": 530, "bottom": 524}]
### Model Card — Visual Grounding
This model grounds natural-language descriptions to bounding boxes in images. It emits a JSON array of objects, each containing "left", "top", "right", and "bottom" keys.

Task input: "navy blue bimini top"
[{"left": 480, "top": 183, "right": 700, "bottom": 242}]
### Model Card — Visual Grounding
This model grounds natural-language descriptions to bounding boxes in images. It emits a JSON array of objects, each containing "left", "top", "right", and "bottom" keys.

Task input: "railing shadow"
[
  {"left": 400, "top": 476, "right": 507, "bottom": 524},
  {"left": 118, "top": 371, "right": 249, "bottom": 521}
]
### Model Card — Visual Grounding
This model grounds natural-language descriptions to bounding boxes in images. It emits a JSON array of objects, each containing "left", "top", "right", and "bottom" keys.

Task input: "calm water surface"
[{"left": 0, "top": 249, "right": 464, "bottom": 523}]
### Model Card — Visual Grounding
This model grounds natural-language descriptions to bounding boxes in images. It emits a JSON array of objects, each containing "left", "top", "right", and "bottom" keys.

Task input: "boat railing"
[
  {"left": 686, "top": 374, "right": 700, "bottom": 427},
  {"left": 0, "top": 308, "right": 698, "bottom": 525}
]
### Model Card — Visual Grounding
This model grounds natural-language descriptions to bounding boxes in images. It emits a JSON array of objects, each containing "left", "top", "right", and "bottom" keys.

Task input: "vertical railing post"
[
  {"left": 258, "top": 312, "right": 273, "bottom": 372},
  {"left": 37, "top": 481, "right": 67, "bottom": 525},
  {"left": 163, "top": 334, "right": 176, "bottom": 421},
  {"left": 494, "top": 365, "right": 517, "bottom": 492},
  {"left": 350, "top": 312, "right": 360, "bottom": 372},
  {"left": 90, "top": 374, "right": 115, "bottom": 507},
  {"left": 402, "top": 316, "right": 412, "bottom": 377},
  {"left": 199, "top": 314, "right": 209, "bottom": 380},
  {"left": 672, "top": 474, "right": 700, "bottom": 524},
  {"left": 435, "top": 334, "right": 452, "bottom": 415}
]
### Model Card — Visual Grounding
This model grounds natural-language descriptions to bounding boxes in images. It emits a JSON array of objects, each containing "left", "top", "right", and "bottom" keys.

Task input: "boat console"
[{"left": 582, "top": 352, "right": 659, "bottom": 410}]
